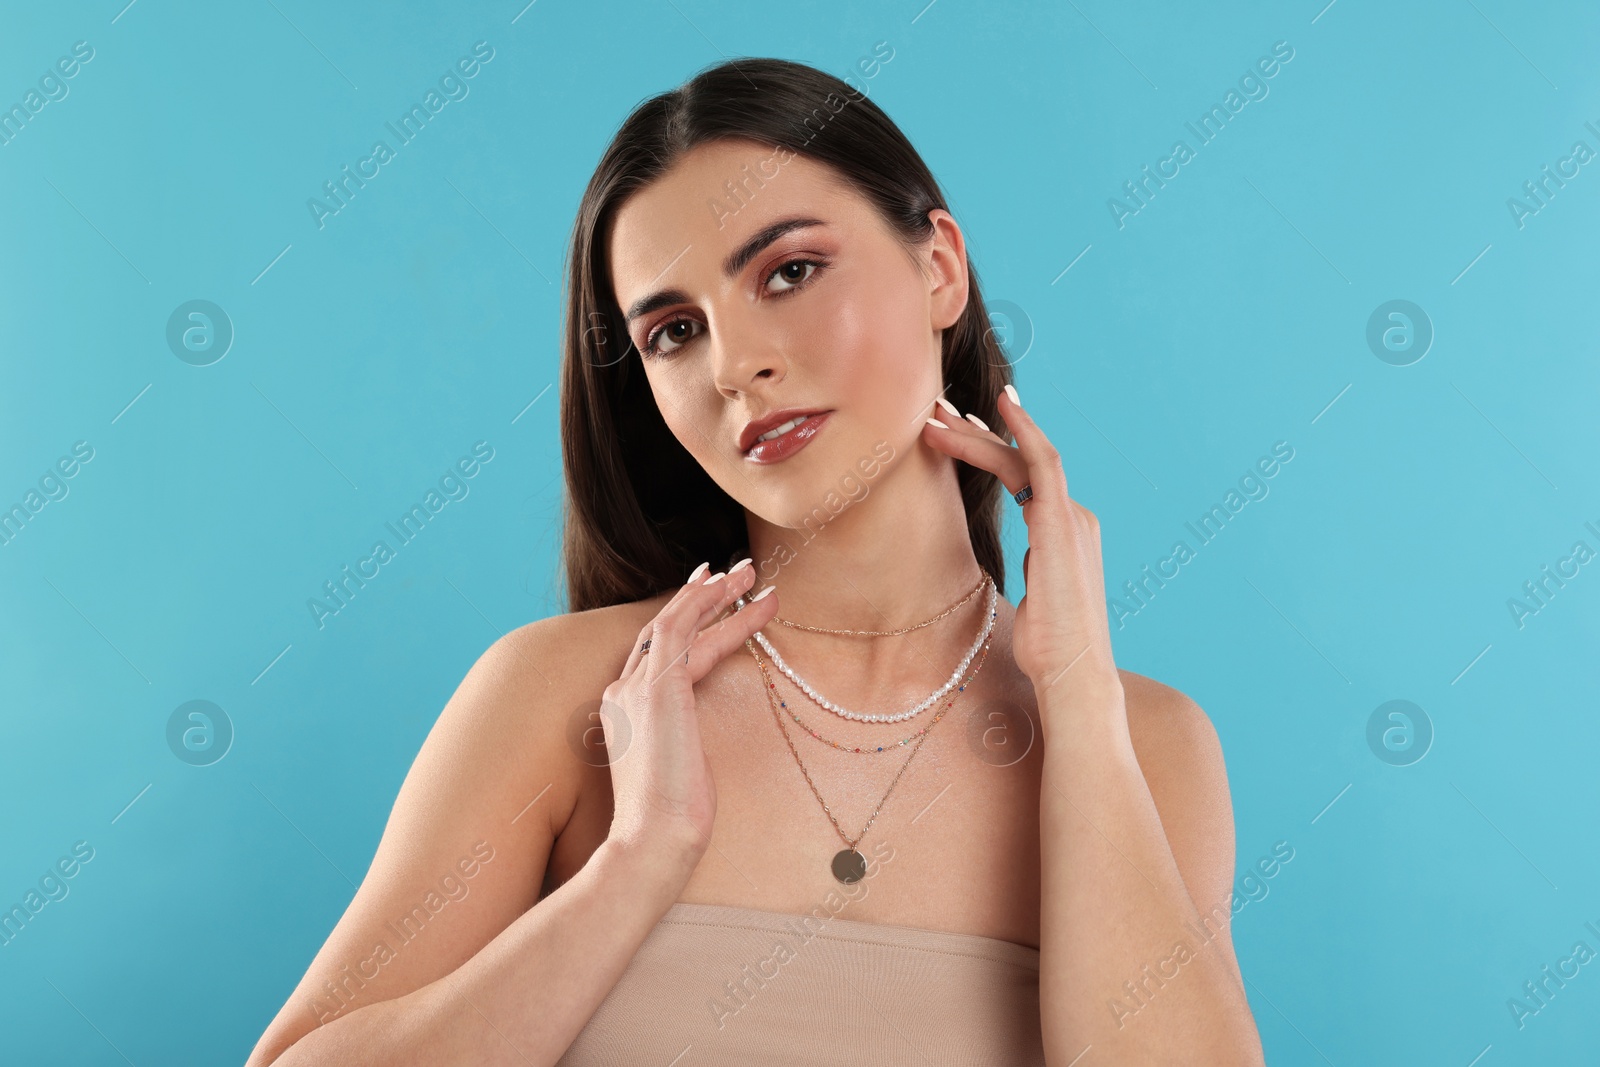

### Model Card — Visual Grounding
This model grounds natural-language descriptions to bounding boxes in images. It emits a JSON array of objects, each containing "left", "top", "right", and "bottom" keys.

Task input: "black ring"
[
  {"left": 1013, "top": 484, "right": 1033, "bottom": 505},
  {"left": 639, "top": 638, "right": 652, "bottom": 654}
]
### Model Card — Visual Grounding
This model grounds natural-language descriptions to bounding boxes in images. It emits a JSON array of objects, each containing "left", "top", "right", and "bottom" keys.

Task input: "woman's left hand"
[{"left": 922, "top": 385, "right": 1120, "bottom": 699}]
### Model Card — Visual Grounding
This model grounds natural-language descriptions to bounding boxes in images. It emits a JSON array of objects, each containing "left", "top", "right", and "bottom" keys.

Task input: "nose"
[{"left": 709, "top": 304, "right": 786, "bottom": 398}]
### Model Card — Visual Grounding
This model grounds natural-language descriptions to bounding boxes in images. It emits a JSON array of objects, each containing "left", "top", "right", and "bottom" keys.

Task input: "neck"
[{"left": 736, "top": 440, "right": 1007, "bottom": 692}]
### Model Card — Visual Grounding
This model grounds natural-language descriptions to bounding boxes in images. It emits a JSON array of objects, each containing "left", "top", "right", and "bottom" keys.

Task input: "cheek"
[
  {"left": 648, "top": 371, "right": 720, "bottom": 464},
  {"left": 809, "top": 281, "right": 930, "bottom": 393}
]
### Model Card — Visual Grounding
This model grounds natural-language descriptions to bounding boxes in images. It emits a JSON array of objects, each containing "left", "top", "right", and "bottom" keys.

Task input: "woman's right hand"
[{"left": 599, "top": 559, "right": 776, "bottom": 866}]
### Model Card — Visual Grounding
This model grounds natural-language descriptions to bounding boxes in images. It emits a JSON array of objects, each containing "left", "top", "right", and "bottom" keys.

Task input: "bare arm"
[
  {"left": 1037, "top": 673, "right": 1264, "bottom": 1065},
  {"left": 264, "top": 835, "right": 699, "bottom": 1066},
  {"left": 248, "top": 565, "right": 770, "bottom": 1066},
  {"left": 919, "top": 386, "right": 1264, "bottom": 1063},
  {"left": 245, "top": 613, "right": 701, "bottom": 1067}
]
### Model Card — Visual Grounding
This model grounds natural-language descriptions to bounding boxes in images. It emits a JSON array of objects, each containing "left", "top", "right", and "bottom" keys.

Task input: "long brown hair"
[{"left": 559, "top": 57, "right": 1015, "bottom": 613}]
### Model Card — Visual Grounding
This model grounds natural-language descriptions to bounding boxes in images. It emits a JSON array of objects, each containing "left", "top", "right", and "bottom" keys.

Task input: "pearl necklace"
[{"left": 747, "top": 578, "right": 998, "bottom": 724}]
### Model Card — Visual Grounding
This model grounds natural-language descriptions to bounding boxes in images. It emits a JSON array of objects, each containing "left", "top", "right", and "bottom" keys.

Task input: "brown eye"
[
  {"left": 764, "top": 258, "right": 822, "bottom": 294},
  {"left": 643, "top": 317, "right": 703, "bottom": 358}
]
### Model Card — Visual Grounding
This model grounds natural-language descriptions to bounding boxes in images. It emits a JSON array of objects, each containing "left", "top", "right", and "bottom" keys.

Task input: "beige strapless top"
[{"left": 556, "top": 901, "right": 1044, "bottom": 1066}]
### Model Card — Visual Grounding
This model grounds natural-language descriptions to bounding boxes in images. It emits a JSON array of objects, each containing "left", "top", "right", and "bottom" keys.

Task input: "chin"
[{"left": 756, "top": 434, "right": 898, "bottom": 531}]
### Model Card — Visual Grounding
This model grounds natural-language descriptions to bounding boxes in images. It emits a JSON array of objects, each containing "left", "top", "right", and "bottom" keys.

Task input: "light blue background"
[{"left": 3, "top": 0, "right": 1597, "bottom": 1063}]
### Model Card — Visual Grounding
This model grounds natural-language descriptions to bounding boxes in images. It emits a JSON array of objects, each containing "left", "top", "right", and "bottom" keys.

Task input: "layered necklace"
[
  {"left": 734, "top": 565, "right": 997, "bottom": 883},
  {"left": 747, "top": 573, "right": 997, "bottom": 723}
]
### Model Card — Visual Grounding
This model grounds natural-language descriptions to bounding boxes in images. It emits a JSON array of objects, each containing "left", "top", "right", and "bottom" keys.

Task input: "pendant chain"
[{"left": 746, "top": 630, "right": 993, "bottom": 852}]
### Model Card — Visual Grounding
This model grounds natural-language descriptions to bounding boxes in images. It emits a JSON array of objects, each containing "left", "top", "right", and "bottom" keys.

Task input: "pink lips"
[{"left": 744, "top": 412, "right": 830, "bottom": 464}]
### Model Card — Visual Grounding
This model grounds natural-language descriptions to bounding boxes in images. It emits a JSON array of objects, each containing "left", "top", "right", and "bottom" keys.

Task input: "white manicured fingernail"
[
  {"left": 703, "top": 571, "right": 726, "bottom": 584},
  {"left": 688, "top": 561, "right": 709, "bottom": 583},
  {"left": 751, "top": 585, "right": 775, "bottom": 602},
  {"left": 935, "top": 397, "right": 961, "bottom": 418},
  {"left": 965, "top": 413, "right": 990, "bottom": 431},
  {"left": 1004, "top": 384, "right": 1021, "bottom": 408},
  {"left": 729, "top": 557, "right": 753, "bottom": 574},
  {"left": 927, "top": 417, "right": 948, "bottom": 429}
]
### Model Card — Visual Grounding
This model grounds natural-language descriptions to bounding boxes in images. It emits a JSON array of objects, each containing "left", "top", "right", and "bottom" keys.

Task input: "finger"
[
  {"left": 622, "top": 561, "right": 756, "bottom": 684},
  {"left": 665, "top": 563, "right": 760, "bottom": 670},
  {"left": 931, "top": 393, "right": 1006, "bottom": 443},
  {"left": 995, "top": 383, "right": 1070, "bottom": 502},
  {"left": 644, "top": 565, "right": 755, "bottom": 684},
  {"left": 620, "top": 560, "right": 712, "bottom": 677},
  {"left": 651, "top": 575, "right": 779, "bottom": 689},
  {"left": 923, "top": 413, "right": 1030, "bottom": 495},
  {"left": 680, "top": 583, "right": 781, "bottom": 677},
  {"left": 963, "top": 410, "right": 1005, "bottom": 441},
  {"left": 925, "top": 401, "right": 987, "bottom": 442},
  {"left": 692, "top": 558, "right": 756, "bottom": 631}
]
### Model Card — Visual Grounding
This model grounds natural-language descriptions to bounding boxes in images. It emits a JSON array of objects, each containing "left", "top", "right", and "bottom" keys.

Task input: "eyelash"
[{"left": 639, "top": 257, "right": 829, "bottom": 360}]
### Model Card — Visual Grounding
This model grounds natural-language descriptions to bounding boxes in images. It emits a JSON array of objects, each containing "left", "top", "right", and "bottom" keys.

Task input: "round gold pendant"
[{"left": 831, "top": 848, "right": 867, "bottom": 884}]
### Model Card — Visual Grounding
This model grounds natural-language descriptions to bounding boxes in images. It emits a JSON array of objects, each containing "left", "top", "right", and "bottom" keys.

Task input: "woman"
[{"left": 248, "top": 57, "right": 1265, "bottom": 1065}]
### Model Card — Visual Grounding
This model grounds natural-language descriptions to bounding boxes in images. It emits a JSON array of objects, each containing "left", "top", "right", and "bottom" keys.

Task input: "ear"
[{"left": 925, "top": 208, "right": 970, "bottom": 331}]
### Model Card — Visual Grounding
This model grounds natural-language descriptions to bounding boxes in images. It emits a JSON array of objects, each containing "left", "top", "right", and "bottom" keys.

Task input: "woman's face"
[{"left": 606, "top": 138, "right": 969, "bottom": 527}]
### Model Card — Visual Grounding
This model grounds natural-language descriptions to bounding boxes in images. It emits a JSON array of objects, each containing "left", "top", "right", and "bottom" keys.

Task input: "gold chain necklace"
[
  {"left": 746, "top": 631, "right": 992, "bottom": 883},
  {"left": 749, "top": 579, "right": 997, "bottom": 724},
  {"left": 760, "top": 569, "right": 990, "bottom": 637}
]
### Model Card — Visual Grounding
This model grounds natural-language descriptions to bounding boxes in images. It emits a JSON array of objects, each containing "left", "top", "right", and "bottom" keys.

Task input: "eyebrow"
[{"left": 622, "top": 215, "right": 828, "bottom": 324}]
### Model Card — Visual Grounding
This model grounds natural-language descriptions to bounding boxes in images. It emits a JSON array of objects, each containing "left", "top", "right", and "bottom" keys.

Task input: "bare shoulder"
[
  {"left": 489, "top": 590, "right": 673, "bottom": 707},
  {"left": 1116, "top": 670, "right": 1239, "bottom": 928},
  {"left": 487, "top": 593, "right": 674, "bottom": 826},
  {"left": 1117, "top": 669, "right": 1225, "bottom": 775},
  {"left": 244, "top": 593, "right": 669, "bottom": 1066}
]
